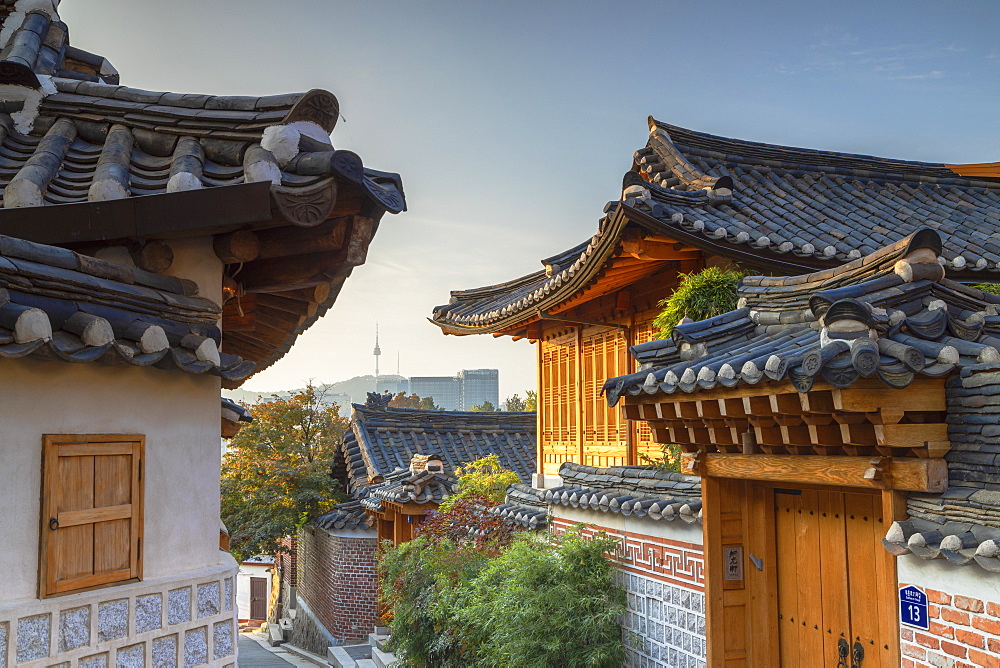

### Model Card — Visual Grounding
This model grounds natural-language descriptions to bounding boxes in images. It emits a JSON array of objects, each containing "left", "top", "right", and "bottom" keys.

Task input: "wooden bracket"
[
  {"left": 863, "top": 457, "right": 889, "bottom": 483},
  {"left": 683, "top": 451, "right": 707, "bottom": 476}
]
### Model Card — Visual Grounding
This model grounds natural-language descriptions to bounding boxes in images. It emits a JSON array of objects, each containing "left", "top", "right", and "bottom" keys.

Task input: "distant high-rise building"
[
  {"left": 410, "top": 369, "right": 499, "bottom": 410},
  {"left": 409, "top": 375, "right": 462, "bottom": 410},
  {"left": 459, "top": 369, "right": 499, "bottom": 410}
]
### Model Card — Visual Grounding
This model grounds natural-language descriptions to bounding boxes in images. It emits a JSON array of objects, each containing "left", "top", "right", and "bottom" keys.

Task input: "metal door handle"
[
  {"left": 851, "top": 640, "right": 864, "bottom": 668},
  {"left": 837, "top": 637, "right": 849, "bottom": 668},
  {"left": 49, "top": 517, "right": 58, "bottom": 531}
]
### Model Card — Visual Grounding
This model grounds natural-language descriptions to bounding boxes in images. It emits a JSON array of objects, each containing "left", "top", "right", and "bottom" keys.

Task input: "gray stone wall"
[
  {"left": 284, "top": 598, "right": 336, "bottom": 657},
  {"left": 0, "top": 561, "right": 238, "bottom": 668}
]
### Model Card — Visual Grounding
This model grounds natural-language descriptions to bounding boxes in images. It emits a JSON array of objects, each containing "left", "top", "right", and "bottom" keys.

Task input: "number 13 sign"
[{"left": 899, "top": 585, "right": 929, "bottom": 630}]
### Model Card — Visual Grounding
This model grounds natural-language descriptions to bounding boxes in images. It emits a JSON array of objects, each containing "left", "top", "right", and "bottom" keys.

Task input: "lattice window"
[
  {"left": 582, "top": 329, "right": 629, "bottom": 466},
  {"left": 540, "top": 335, "right": 578, "bottom": 457},
  {"left": 632, "top": 320, "right": 658, "bottom": 451}
]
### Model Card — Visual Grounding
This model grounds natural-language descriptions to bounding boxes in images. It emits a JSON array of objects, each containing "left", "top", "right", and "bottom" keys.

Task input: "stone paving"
[{"left": 237, "top": 633, "right": 322, "bottom": 668}]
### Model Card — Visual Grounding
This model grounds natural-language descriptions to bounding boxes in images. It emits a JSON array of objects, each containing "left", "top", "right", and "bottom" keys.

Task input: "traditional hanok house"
[
  {"left": 0, "top": 1, "right": 403, "bottom": 666},
  {"left": 431, "top": 118, "right": 1000, "bottom": 667},
  {"left": 603, "top": 229, "right": 1000, "bottom": 667},
  {"left": 289, "top": 396, "right": 536, "bottom": 650}
]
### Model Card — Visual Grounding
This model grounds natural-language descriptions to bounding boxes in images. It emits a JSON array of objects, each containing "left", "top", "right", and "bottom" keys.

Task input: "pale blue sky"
[{"left": 61, "top": 1, "right": 1000, "bottom": 400}]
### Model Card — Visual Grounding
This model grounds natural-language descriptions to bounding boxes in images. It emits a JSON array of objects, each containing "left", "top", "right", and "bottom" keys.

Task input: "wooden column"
[
  {"left": 535, "top": 339, "right": 544, "bottom": 479},
  {"left": 576, "top": 326, "right": 585, "bottom": 465}
]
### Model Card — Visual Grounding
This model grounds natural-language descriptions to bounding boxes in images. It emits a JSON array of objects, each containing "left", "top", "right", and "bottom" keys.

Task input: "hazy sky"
[{"left": 61, "top": 1, "right": 999, "bottom": 400}]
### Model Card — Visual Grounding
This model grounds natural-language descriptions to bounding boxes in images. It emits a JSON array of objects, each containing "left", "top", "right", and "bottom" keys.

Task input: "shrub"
[
  {"left": 653, "top": 266, "right": 744, "bottom": 337},
  {"left": 379, "top": 517, "right": 626, "bottom": 667},
  {"left": 459, "top": 528, "right": 627, "bottom": 667},
  {"left": 639, "top": 442, "right": 684, "bottom": 473}
]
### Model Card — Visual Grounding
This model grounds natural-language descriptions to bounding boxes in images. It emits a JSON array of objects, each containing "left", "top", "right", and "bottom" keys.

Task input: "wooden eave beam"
[
  {"left": 681, "top": 453, "right": 948, "bottom": 493},
  {"left": 0, "top": 182, "right": 275, "bottom": 246}
]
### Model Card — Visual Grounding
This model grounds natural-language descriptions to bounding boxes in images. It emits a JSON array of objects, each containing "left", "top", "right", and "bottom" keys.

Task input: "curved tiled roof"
[
  {"left": 431, "top": 118, "right": 1000, "bottom": 336},
  {"left": 0, "top": 1, "right": 405, "bottom": 387},
  {"left": 337, "top": 404, "right": 537, "bottom": 494},
  {"left": 0, "top": 229, "right": 254, "bottom": 381},
  {"left": 361, "top": 467, "right": 458, "bottom": 513},
  {"left": 539, "top": 462, "right": 703, "bottom": 524},
  {"left": 602, "top": 229, "right": 1000, "bottom": 404},
  {"left": 490, "top": 483, "right": 549, "bottom": 529},
  {"left": 632, "top": 118, "right": 999, "bottom": 270},
  {"left": 314, "top": 498, "right": 374, "bottom": 532}
]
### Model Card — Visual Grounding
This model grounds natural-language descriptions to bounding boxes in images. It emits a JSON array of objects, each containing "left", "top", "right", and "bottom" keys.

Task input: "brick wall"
[
  {"left": 297, "top": 526, "right": 379, "bottom": 644},
  {"left": 900, "top": 584, "right": 1000, "bottom": 668}
]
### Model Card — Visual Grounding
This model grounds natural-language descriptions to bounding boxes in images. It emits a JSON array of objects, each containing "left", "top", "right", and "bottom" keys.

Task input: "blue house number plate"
[{"left": 899, "top": 585, "right": 929, "bottom": 630}]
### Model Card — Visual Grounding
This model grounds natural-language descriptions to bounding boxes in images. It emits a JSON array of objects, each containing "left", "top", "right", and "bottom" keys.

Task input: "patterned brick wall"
[
  {"left": 297, "top": 526, "right": 378, "bottom": 644},
  {"left": 900, "top": 584, "right": 1000, "bottom": 668},
  {"left": 549, "top": 517, "right": 706, "bottom": 668}
]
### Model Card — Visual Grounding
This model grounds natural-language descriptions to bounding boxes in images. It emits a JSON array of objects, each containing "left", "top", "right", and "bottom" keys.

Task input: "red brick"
[
  {"left": 987, "top": 602, "right": 1000, "bottom": 618},
  {"left": 988, "top": 637, "right": 1000, "bottom": 653},
  {"left": 902, "top": 642, "right": 927, "bottom": 660},
  {"left": 944, "top": 607, "right": 973, "bottom": 626},
  {"left": 969, "top": 648, "right": 1000, "bottom": 668},
  {"left": 942, "top": 640, "right": 969, "bottom": 658},
  {"left": 902, "top": 627, "right": 915, "bottom": 641},
  {"left": 972, "top": 615, "right": 1000, "bottom": 635},
  {"left": 930, "top": 604, "right": 941, "bottom": 619},
  {"left": 956, "top": 596, "right": 986, "bottom": 613},
  {"left": 931, "top": 620, "right": 956, "bottom": 638},
  {"left": 917, "top": 633, "right": 941, "bottom": 649},
  {"left": 955, "top": 628, "right": 986, "bottom": 649},
  {"left": 929, "top": 589, "right": 953, "bottom": 605}
]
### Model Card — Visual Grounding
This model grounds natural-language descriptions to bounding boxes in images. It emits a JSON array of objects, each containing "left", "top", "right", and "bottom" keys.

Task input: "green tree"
[
  {"left": 389, "top": 392, "right": 440, "bottom": 410},
  {"left": 438, "top": 454, "right": 519, "bottom": 512},
  {"left": 470, "top": 400, "right": 496, "bottom": 412},
  {"left": 503, "top": 393, "right": 527, "bottom": 411},
  {"left": 525, "top": 389, "right": 537, "bottom": 411},
  {"left": 221, "top": 383, "right": 348, "bottom": 561}
]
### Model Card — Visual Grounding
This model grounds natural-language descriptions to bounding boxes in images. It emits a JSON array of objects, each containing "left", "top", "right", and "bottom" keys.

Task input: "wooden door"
[
  {"left": 774, "top": 488, "right": 890, "bottom": 668},
  {"left": 249, "top": 577, "right": 268, "bottom": 620}
]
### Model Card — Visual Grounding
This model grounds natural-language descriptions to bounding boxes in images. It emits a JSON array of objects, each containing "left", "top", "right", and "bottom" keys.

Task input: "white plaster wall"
[
  {"left": 898, "top": 555, "right": 1000, "bottom": 601},
  {"left": 164, "top": 237, "right": 223, "bottom": 308},
  {"left": 0, "top": 355, "right": 222, "bottom": 603},
  {"left": 236, "top": 563, "right": 273, "bottom": 620},
  {"left": 552, "top": 504, "right": 706, "bottom": 544}
]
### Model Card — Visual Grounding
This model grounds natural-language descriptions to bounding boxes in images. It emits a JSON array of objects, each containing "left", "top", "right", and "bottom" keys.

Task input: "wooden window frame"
[{"left": 40, "top": 434, "right": 145, "bottom": 598}]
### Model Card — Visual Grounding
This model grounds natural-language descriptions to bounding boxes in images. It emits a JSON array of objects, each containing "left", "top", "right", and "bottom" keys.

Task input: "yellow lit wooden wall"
[{"left": 534, "top": 255, "right": 702, "bottom": 475}]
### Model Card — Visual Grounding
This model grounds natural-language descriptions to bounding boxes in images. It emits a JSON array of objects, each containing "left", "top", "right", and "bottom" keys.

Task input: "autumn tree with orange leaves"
[{"left": 221, "top": 383, "right": 349, "bottom": 561}]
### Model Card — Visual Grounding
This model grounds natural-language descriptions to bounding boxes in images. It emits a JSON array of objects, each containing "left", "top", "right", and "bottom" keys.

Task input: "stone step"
[
  {"left": 356, "top": 660, "right": 378, "bottom": 668},
  {"left": 327, "top": 646, "right": 357, "bottom": 668},
  {"left": 371, "top": 645, "right": 399, "bottom": 668},
  {"left": 267, "top": 623, "right": 284, "bottom": 647},
  {"left": 367, "top": 633, "right": 390, "bottom": 651}
]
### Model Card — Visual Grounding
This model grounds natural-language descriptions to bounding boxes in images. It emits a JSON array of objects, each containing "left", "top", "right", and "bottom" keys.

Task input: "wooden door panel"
[
  {"left": 774, "top": 491, "right": 800, "bottom": 666},
  {"left": 817, "top": 491, "right": 850, "bottom": 662},
  {"left": 54, "top": 523, "right": 94, "bottom": 582},
  {"left": 792, "top": 490, "right": 826, "bottom": 662},
  {"left": 95, "top": 518, "right": 131, "bottom": 572},
  {"left": 95, "top": 454, "right": 132, "bottom": 506},
  {"left": 845, "top": 492, "right": 886, "bottom": 668},
  {"left": 58, "top": 455, "right": 94, "bottom": 512}
]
